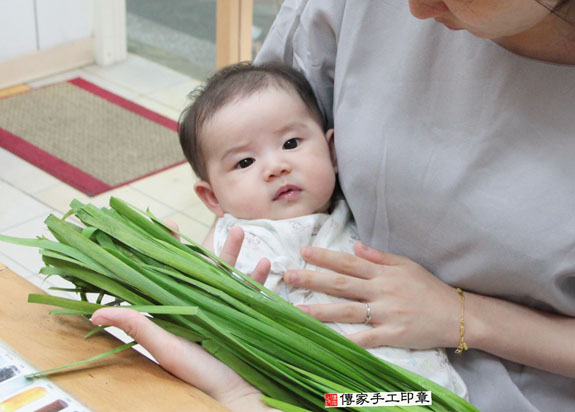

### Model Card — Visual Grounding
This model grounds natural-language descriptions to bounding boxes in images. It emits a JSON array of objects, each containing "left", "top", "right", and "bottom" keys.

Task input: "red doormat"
[{"left": 0, "top": 78, "right": 186, "bottom": 196}]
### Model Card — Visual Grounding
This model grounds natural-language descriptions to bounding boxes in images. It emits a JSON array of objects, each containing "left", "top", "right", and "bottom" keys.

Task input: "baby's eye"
[
  {"left": 236, "top": 158, "right": 255, "bottom": 169},
  {"left": 283, "top": 138, "right": 300, "bottom": 150}
]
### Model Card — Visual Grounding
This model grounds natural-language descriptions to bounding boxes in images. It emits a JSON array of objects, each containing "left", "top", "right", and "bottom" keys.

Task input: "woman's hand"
[
  {"left": 284, "top": 242, "right": 575, "bottom": 377},
  {"left": 91, "top": 308, "right": 271, "bottom": 412},
  {"left": 90, "top": 224, "right": 275, "bottom": 411},
  {"left": 284, "top": 242, "right": 462, "bottom": 350}
]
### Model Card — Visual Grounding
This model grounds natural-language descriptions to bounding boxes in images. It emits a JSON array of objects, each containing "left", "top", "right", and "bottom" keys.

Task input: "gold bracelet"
[{"left": 454, "top": 288, "right": 469, "bottom": 354}]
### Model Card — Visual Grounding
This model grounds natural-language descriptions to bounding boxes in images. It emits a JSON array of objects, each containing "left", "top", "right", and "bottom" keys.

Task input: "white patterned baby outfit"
[{"left": 214, "top": 199, "right": 468, "bottom": 398}]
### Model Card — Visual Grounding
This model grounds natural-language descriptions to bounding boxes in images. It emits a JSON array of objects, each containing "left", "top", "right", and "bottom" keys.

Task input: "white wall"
[
  {"left": 0, "top": 0, "right": 93, "bottom": 62},
  {"left": 0, "top": 0, "right": 37, "bottom": 61},
  {"left": 36, "top": 0, "right": 93, "bottom": 50}
]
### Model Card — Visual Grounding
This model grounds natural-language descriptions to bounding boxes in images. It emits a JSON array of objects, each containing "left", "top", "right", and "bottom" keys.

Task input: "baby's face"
[{"left": 197, "top": 87, "right": 336, "bottom": 220}]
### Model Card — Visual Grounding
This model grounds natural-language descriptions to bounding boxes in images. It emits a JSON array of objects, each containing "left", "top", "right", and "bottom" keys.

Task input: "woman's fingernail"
[
  {"left": 301, "top": 246, "right": 312, "bottom": 259},
  {"left": 284, "top": 270, "right": 299, "bottom": 284},
  {"left": 89, "top": 316, "right": 104, "bottom": 325},
  {"left": 90, "top": 310, "right": 112, "bottom": 325}
]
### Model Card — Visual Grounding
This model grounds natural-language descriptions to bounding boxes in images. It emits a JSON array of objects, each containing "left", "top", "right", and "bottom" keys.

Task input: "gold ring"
[{"left": 364, "top": 302, "right": 372, "bottom": 324}]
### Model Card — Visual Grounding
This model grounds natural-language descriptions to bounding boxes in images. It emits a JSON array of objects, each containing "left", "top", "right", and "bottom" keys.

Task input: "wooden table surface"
[{"left": 0, "top": 263, "right": 230, "bottom": 412}]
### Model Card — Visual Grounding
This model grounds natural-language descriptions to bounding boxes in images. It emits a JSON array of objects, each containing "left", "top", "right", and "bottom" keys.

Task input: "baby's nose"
[{"left": 264, "top": 161, "right": 292, "bottom": 181}]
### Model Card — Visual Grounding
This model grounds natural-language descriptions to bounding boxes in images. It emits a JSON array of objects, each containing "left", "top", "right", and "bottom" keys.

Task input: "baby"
[{"left": 179, "top": 62, "right": 467, "bottom": 398}]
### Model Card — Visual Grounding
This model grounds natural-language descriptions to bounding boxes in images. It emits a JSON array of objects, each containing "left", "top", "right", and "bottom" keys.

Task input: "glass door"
[{"left": 126, "top": 0, "right": 282, "bottom": 80}]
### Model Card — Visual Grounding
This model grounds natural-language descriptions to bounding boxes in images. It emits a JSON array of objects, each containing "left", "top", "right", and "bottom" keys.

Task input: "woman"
[{"left": 92, "top": 1, "right": 575, "bottom": 411}]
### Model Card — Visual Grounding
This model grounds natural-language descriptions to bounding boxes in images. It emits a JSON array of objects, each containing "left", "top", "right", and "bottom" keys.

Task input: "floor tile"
[
  {"left": 0, "top": 251, "right": 34, "bottom": 280},
  {"left": 28, "top": 66, "right": 143, "bottom": 106},
  {"left": 90, "top": 185, "right": 177, "bottom": 219},
  {"left": 0, "top": 214, "right": 57, "bottom": 276},
  {"left": 43, "top": 273, "right": 77, "bottom": 295},
  {"left": 74, "top": 70, "right": 141, "bottom": 101},
  {"left": 2, "top": 52, "right": 215, "bottom": 299},
  {"left": 33, "top": 181, "right": 180, "bottom": 219},
  {"left": 0, "top": 182, "right": 53, "bottom": 231},
  {"left": 0, "top": 148, "right": 61, "bottom": 195},
  {"left": 182, "top": 202, "right": 215, "bottom": 227},
  {"left": 131, "top": 96, "right": 180, "bottom": 120},
  {"left": 145, "top": 78, "right": 201, "bottom": 112},
  {"left": 83, "top": 54, "right": 192, "bottom": 95},
  {"left": 129, "top": 163, "right": 201, "bottom": 211},
  {"left": 23, "top": 270, "right": 51, "bottom": 290},
  {"left": 33, "top": 183, "right": 90, "bottom": 214}
]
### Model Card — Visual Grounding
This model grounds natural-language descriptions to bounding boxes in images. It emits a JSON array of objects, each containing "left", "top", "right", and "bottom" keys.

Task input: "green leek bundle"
[{"left": 0, "top": 198, "right": 478, "bottom": 412}]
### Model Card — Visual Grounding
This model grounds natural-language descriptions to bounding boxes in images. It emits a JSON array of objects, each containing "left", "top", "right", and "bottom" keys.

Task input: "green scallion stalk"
[{"left": 0, "top": 197, "right": 478, "bottom": 412}]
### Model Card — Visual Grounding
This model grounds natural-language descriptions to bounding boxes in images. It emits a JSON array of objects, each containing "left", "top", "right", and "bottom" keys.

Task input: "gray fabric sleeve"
[{"left": 254, "top": 0, "right": 343, "bottom": 129}]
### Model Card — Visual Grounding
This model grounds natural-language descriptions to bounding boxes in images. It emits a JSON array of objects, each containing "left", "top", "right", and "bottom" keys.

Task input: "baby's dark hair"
[{"left": 179, "top": 61, "right": 325, "bottom": 181}]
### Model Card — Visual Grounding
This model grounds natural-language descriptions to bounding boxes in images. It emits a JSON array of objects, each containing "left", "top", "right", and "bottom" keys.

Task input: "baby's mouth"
[{"left": 273, "top": 185, "right": 302, "bottom": 201}]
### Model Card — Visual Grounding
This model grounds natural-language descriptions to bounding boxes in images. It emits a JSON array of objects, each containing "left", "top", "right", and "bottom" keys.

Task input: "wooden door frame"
[{"left": 216, "top": 0, "right": 253, "bottom": 68}]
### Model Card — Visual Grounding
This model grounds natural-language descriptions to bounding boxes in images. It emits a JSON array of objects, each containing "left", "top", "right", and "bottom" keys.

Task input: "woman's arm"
[
  {"left": 464, "top": 289, "right": 575, "bottom": 378},
  {"left": 285, "top": 242, "right": 575, "bottom": 378}
]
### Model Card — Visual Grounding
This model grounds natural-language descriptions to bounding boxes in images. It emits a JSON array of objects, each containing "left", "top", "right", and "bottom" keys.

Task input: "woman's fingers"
[
  {"left": 297, "top": 302, "right": 395, "bottom": 349},
  {"left": 345, "top": 328, "right": 389, "bottom": 349},
  {"left": 91, "top": 307, "right": 175, "bottom": 363},
  {"left": 353, "top": 242, "right": 408, "bottom": 265},
  {"left": 285, "top": 270, "right": 372, "bottom": 301},
  {"left": 300, "top": 244, "right": 399, "bottom": 280},
  {"left": 90, "top": 307, "right": 246, "bottom": 399},
  {"left": 295, "top": 244, "right": 464, "bottom": 350},
  {"left": 298, "top": 301, "right": 372, "bottom": 324}
]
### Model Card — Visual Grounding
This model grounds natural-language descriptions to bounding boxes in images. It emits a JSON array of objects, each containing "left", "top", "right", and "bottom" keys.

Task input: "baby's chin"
[{"left": 231, "top": 204, "right": 330, "bottom": 221}]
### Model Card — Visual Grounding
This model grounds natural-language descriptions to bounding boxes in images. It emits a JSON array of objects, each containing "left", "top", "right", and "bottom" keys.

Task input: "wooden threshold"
[{"left": 0, "top": 38, "right": 94, "bottom": 89}]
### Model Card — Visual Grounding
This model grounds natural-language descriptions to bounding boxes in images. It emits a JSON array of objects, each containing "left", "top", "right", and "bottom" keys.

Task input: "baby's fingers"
[
  {"left": 220, "top": 226, "right": 245, "bottom": 266},
  {"left": 163, "top": 220, "right": 180, "bottom": 240},
  {"left": 251, "top": 257, "right": 271, "bottom": 285}
]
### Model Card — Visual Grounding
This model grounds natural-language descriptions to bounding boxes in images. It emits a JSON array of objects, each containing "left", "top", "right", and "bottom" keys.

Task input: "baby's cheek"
[{"left": 236, "top": 198, "right": 269, "bottom": 220}]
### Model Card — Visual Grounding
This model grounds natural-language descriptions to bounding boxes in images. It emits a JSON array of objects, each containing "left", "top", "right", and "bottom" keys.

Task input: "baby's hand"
[
  {"left": 222, "top": 226, "right": 271, "bottom": 285},
  {"left": 164, "top": 221, "right": 270, "bottom": 284},
  {"left": 163, "top": 220, "right": 181, "bottom": 240}
]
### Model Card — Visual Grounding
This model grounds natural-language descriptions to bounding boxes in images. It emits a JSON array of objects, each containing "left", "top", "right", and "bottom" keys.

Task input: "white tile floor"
[{"left": 0, "top": 54, "right": 213, "bottom": 294}]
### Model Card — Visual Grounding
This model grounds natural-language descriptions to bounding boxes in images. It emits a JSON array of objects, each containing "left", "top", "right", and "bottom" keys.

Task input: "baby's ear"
[
  {"left": 325, "top": 128, "right": 338, "bottom": 173},
  {"left": 194, "top": 180, "right": 225, "bottom": 217}
]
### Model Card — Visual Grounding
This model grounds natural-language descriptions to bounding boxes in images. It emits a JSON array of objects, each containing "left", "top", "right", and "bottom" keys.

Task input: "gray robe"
[{"left": 255, "top": 1, "right": 575, "bottom": 411}]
